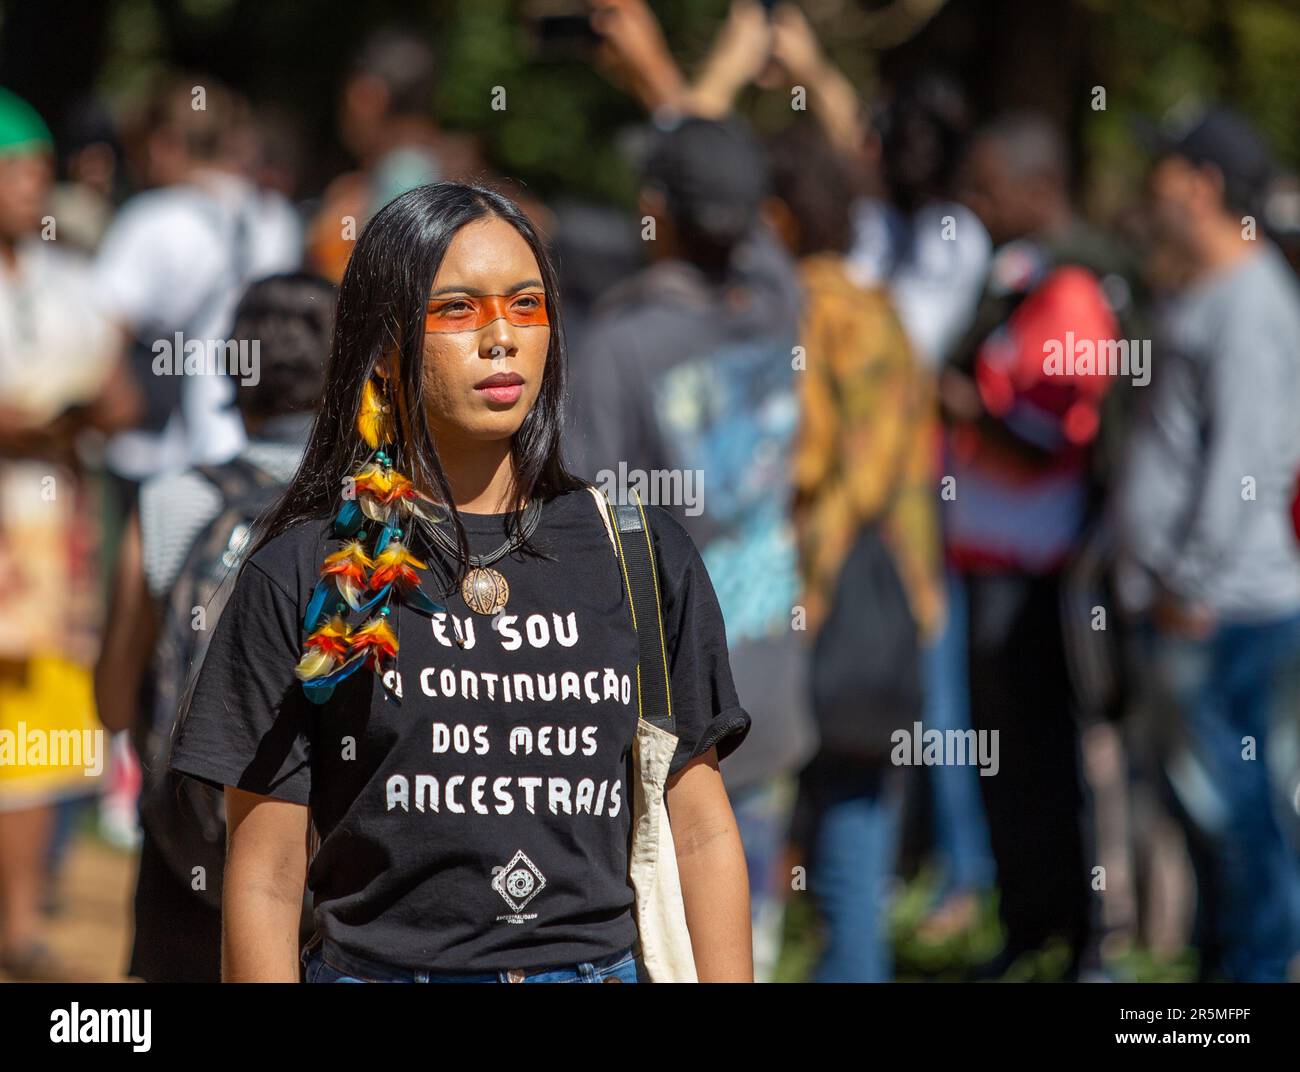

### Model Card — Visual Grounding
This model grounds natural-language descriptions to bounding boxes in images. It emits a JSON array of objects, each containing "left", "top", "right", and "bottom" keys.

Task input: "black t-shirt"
[{"left": 169, "top": 486, "right": 750, "bottom": 971}]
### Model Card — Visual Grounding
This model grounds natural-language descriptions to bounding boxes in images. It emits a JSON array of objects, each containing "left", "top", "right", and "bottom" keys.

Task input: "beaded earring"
[{"left": 295, "top": 373, "right": 447, "bottom": 704}]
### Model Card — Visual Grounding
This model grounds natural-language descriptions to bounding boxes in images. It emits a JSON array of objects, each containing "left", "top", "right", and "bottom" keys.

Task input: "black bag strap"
[{"left": 589, "top": 487, "right": 675, "bottom": 736}]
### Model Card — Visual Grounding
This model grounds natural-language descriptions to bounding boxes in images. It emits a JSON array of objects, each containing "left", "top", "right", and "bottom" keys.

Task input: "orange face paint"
[{"left": 424, "top": 291, "right": 550, "bottom": 334}]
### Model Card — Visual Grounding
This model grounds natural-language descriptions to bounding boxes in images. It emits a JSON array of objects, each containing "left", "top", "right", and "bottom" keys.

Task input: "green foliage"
[
  {"left": 773, "top": 865, "right": 1198, "bottom": 983},
  {"left": 438, "top": 0, "right": 639, "bottom": 204},
  {"left": 83, "top": 0, "right": 1296, "bottom": 209},
  {"left": 1083, "top": 0, "right": 1300, "bottom": 217}
]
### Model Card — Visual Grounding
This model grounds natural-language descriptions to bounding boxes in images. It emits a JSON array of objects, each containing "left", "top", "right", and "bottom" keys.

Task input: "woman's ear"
[{"left": 376, "top": 348, "right": 416, "bottom": 446}]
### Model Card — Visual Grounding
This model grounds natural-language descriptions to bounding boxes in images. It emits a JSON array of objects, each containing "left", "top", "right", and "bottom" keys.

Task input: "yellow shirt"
[{"left": 791, "top": 254, "right": 944, "bottom": 640}]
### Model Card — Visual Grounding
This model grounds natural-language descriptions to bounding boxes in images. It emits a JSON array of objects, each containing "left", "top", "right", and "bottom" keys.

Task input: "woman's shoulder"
[
  {"left": 546, "top": 486, "right": 709, "bottom": 595},
  {"left": 639, "top": 504, "right": 709, "bottom": 590},
  {"left": 556, "top": 484, "right": 699, "bottom": 566},
  {"left": 242, "top": 514, "right": 333, "bottom": 601}
]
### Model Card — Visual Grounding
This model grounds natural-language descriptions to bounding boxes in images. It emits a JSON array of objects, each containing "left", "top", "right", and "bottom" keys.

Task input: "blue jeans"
[
  {"left": 1144, "top": 610, "right": 1300, "bottom": 981},
  {"left": 302, "top": 940, "right": 641, "bottom": 983},
  {"left": 802, "top": 763, "right": 902, "bottom": 982},
  {"left": 923, "top": 567, "right": 994, "bottom": 896}
]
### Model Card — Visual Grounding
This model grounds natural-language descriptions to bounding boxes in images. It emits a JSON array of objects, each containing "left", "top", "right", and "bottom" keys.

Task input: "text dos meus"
[{"left": 432, "top": 721, "right": 600, "bottom": 757}]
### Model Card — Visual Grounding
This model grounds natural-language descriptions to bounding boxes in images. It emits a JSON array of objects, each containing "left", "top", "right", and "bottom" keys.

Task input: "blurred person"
[
  {"left": 567, "top": 116, "right": 816, "bottom": 982},
  {"left": 1117, "top": 106, "right": 1300, "bottom": 982},
  {"left": 246, "top": 107, "right": 307, "bottom": 202},
  {"left": 770, "top": 7, "right": 995, "bottom": 942},
  {"left": 94, "top": 74, "right": 302, "bottom": 489},
  {"left": 0, "top": 87, "right": 137, "bottom": 980},
  {"left": 848, "top": 71, "right": 992, "bottom": 371},
  {"left": 307, "top": 27, "right": 482, "bottom": 283},
  {"left": 942, "top": 112, "right": 1137, "bottom": 979},
  {"left": 95, "top": 272, "right": 335, "bottom": 983},
  {"left": 768, "top": 5, "right": 992, "bottom": 370},
  {"left": 766, "top": 121, "right": 943, "bottom": 981},
  {"left": 18, "top": 94, "right": 132, "bottom": 909},
  {"left": 548, "top": 198, "right": 645, "bottom": 359},
  {"left": 48, "top": 96, "right": 122, "bottom": 254}
]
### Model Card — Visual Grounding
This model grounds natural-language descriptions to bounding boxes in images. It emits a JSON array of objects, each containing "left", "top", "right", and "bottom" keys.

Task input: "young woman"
[{"left": 169, "top": 182, "right": 754, "bottom": 983}]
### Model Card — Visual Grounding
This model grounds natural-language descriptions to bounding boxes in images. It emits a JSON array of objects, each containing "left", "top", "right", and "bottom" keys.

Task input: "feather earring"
[
  {"left": 357, "top": 376, "right": 396, "bottom": 450},
  {"left": 295, "top": 374, "right": 448, "bottom": 705}
]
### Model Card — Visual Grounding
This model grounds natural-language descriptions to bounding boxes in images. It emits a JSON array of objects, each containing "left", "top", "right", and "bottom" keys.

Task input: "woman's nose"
[{"left": 481, "top": 318, "right": 516, "bottom": 357}]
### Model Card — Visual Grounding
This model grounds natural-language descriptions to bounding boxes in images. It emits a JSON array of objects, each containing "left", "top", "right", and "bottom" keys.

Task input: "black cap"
[
  {"left": 1138, "top": 104, "right": 1275, "bottom": 211},
  {"left": 642, "top": 117, "right": 769, "bottom": 248}
]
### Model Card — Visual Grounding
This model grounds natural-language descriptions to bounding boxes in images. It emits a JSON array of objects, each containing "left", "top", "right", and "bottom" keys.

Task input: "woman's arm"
[
  {"left": 223, "top": 787, "right": 310, "bottom": 982},
  {"left": 666, "top": 747, "right": 753, "bottom": 982},
  {"left": 93, "top": 509, "right": 157, "bottom": 733}
]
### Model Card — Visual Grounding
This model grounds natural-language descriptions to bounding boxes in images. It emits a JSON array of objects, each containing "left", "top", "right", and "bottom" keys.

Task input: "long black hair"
[{"left": 249, "top": 181, "right": 583, "bottom": 586}]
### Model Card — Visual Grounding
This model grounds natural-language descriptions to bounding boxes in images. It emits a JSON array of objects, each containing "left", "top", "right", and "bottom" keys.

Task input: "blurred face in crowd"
[
  {"left": 417, "top": 215, "right": 550, "bottom": 448},
  {"left": 637, "top": 187, "right": 684, "bottom": 262},
  {"left": 0, "top": 150, "right": 52, "bottom": 242},
  {"left": 340, "top": 74, "right": 389, "bottom": 162},
  {"left": 1147, "top": 154, "right": 1221, "bottom": 252},
  {"left": 144, "top": 121, "right": 208, "bottom": 187},
  {"left": 958, "top": 137, "right": 1058, "bottom": 246}
]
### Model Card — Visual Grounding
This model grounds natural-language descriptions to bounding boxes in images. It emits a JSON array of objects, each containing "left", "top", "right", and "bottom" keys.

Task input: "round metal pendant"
[{"left": 462, "top": 566, "right": 510, "bottom": 615}]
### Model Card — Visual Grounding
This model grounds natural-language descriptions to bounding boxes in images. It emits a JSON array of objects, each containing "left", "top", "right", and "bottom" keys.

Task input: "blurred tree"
[
  {"left": 1082, "top": 0, "right": 1300, "bottom": 219},
  {"left": 0, "top": 0, "right": 1293, "bottom": 212}
]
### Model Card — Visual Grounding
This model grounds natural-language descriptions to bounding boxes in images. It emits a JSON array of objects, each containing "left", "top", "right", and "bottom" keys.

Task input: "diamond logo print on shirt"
[{"left": 492, "top": 850, "right": 546, "bottom": 912}]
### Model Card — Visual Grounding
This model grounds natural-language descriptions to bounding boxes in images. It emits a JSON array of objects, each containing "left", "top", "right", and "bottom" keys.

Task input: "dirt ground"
[{"left": 0, "top": 832, "right": 138, "bottom": 983}]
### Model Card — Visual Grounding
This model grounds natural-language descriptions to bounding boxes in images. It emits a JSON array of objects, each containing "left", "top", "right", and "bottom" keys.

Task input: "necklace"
[{"left": 424, "top": 499, "right": 543, "bottom": 615}]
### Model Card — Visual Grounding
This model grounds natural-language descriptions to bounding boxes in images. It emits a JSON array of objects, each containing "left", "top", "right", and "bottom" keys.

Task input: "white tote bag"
[{"left": 588, "top": 486, "right": 698, "bottom": 983}]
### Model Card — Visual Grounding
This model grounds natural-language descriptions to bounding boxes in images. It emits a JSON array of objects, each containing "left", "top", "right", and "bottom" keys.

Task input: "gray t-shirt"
[{"left": 1117, "top": 243, "right": 1300, "bottom": 620}]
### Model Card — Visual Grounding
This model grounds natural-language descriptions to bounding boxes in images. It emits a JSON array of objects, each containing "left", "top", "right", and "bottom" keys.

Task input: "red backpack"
[{"left": 974, "top": 265, "right": 1122, "bottom": 452}]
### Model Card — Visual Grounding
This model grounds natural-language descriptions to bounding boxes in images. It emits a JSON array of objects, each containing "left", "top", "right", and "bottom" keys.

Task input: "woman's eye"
[
  {"left": 511, "top": 294, "right": 543, "bottom": 310},
  {"left": 435, "top": 300, "right": 474, "bottom": 315}
]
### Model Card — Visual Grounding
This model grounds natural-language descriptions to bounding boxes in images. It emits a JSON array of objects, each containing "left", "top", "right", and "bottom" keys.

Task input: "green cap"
[{"left": 0, "top": 87, "right": 53, "bottom": 157}]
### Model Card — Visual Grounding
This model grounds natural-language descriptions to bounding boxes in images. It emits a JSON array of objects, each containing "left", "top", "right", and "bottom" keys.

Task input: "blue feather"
[
  {"left": 375, "top": 519, "right": 398, "bottom": 555},
  {"left": 333, "top": 498, "right": 364, "bottom": 537},
  {"left": 405, "top": 586, "right": 446, "bottom": 617},
  {"left": 302, "top": 652, "right": 367, "bottom": 704},
  {"left": 353, "top": 583, "right": 392, "bottom": 618},
  {"left": 303, "top": 575, "right": 336, "bottom": 632},
  {"left": 304, "top": 683, "right": 337, "bottom": 705}
]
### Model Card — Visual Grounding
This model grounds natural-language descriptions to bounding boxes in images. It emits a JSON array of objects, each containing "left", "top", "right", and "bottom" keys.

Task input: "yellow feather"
[
  {"left": 357, "top": 378, "right": 395, "bottom": 449},
  {"left": 295, "top": 649, "right": 337, "bottom": 681}
]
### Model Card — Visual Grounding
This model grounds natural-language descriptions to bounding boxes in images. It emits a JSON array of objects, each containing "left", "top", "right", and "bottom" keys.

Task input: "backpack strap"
[
  {"left": 586, "top": 486, "right": 675, "bottom": 736},
  {"left": 193, "top": 455, "right": 278, "bottom": 505}
]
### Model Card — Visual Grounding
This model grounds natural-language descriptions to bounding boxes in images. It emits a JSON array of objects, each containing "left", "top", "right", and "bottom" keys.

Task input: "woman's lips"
[{"left": 474, "top": 371, "right": 524, "bottom": 404}]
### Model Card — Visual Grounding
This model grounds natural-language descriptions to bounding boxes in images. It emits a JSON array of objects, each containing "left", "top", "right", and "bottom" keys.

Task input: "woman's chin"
[{"left": 459, "top": 414, "right": 529, "bottom": 443}]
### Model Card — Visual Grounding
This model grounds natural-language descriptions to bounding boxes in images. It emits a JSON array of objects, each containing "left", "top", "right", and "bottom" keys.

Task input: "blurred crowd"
[{"left": 2, "top": 0, "right": 1299, "bottom": 983}]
